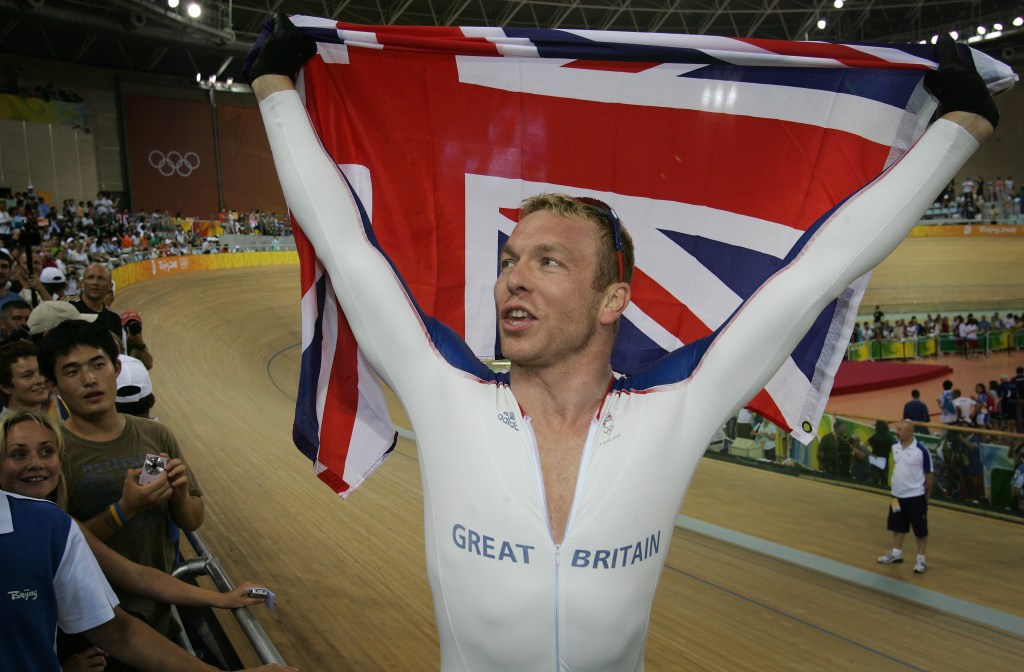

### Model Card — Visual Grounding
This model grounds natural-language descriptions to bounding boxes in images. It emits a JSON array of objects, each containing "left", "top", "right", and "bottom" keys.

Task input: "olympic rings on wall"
[{"left": 148, "top": 150, "right": 201, "bottom": 177}]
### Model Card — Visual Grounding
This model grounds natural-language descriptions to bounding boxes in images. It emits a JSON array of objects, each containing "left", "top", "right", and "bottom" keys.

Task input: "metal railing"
[{"left": 171, "top": 529, "right": 288, "bottom": 666}]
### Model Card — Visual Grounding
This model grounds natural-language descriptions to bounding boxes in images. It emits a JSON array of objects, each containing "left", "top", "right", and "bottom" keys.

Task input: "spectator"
[
  {"left": 0, "top": 250, "right": 21, "bottom": 311},
  {"left": 67, "top": 263, "right": 121, "bottom": 336},
  {"left": 39, "top": 267, "right": 68, "bottom": 300},
  {"left": 951, "top": 388, "right": 977, "bottom": 426},
  {"left": 121, "top": 310, "right": 153, "bottom": 369},
  {"left": 876, "top": 420, "right": 932, "bottom": 574},
  {"left": 973, "top": 382, "right": 994, "bottom": 428},
  {"left": 901, "top": 389, "right": 930, "bottom": 433},
  {"left": 0, "top": 488, "right": 295, "bottom": 672},
  {"left": 0, "top": 341, "right": 59, "bottom": 419},
  {"left": 867, "top": 420, "right": 893, "bottom": 486},
  {"left": 1012, "top": 367, "right": 1024, "bottom": 433},
  {"left": 37, "top": 320, "right": 203, "bottom": 639},
  {"left": 116, "top": 355, "right": 155, "bottom": 419},
  {"left": 817, "top": 421, "right": 850, "bottom": 477},
  {"left": 938, "top": 380, "right": 957, "bottom": 426},
  {"left": 0, "top": 299, "right": 31, "bottom": 340},
  {"left": 850, "top": 435, "right": 871, "bottom": 481},
  {"left": 27, "top": 300, "right": 98, "bottom": 341}
]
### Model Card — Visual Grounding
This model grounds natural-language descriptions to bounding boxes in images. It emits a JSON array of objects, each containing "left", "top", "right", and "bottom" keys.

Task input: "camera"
[
  {"left": 137, "top": 454, "right": 167, "bottom": 485},
  {"left": 126, "top": 320, "right": 142, "bottom": 335}
]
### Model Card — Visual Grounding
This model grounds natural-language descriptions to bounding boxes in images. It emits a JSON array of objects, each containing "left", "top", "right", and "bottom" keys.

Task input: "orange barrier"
[
  {"left": 112, "top": 251, "right": 298, "bottom": 291},
  {"left": 909, "top": 223, "right": 1024, "bottom": 237}
]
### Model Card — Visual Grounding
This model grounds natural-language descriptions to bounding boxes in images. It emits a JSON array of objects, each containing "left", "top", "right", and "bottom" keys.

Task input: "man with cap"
[
  {"left": 115, "top": 355, "right": 155, "bottom": 419},
  {"left": 39, "top": 267, "right": 69, "bottom": 300},
  {"left": 120, "top": 310, "right": 153, "bottom": 370},
  {"left": 27, "top": 301, "right": 98, "bottom": 340}
]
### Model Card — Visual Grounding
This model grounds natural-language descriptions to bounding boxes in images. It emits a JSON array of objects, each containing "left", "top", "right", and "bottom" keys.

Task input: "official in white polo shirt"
[{"left": 875, "top": 420, "right": 934, "bottom": 574}]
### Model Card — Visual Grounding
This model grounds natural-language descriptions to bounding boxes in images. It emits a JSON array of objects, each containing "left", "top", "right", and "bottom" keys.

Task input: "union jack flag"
[{"left": 278, "top": 16, "right": 1015, "bottom": 496}]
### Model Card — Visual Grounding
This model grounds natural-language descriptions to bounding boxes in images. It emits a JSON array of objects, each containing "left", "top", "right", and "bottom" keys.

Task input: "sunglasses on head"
[{"left": 573, "top": 196, "right": 624, "bottom": 284}]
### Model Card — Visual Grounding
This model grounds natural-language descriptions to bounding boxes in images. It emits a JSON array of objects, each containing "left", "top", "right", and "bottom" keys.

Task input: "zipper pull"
[{"left": 555, "top": 544, "right": 560, "bottom": 566}]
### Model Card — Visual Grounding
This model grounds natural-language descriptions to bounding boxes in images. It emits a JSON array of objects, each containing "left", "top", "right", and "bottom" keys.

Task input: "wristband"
[{"left": 108, "top": 503, "right": 125, "bottom": 529}]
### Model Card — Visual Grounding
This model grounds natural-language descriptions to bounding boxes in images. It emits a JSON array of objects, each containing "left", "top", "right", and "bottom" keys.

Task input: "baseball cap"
[
  {"left": 116, "top": 355, "right": 152, "bottom": 403},
  {"left": 39, "top": 267, "right": 66, "bottom": 284},
  {"left": 120, "top": 310, "right": 142, "bottom": 327},
  {"left": 27, "top": 302, "right": 98, "bottom": 335}
]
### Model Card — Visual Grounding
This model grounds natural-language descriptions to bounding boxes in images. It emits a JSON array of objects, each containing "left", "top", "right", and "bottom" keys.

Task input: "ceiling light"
[
  {"left": 168, "top": 0, "right": 179, "bottom": 7},
  {"left": 977, "top": 26, "right": 986, "bottom": 35},
  {"left": 187, "top": 2, "right": 201, "bottom": 18},
  {"left": 1014, "top": 17, "right": 1024, "bottom": 28},
  {"left": 993, "top": 23, "right": 1003, "bottom": 31},
  {"left": 949, "top": 30, "right": 959, "bottom": 40},
  {"left": 817, "top": 19, "right": 827, "bottom": 30},
  {"left": 833, "top": 0, "right": 844, "bottom": 8},
  {"left": 195, "top": 72, "right": 201, "bottom": 82}
]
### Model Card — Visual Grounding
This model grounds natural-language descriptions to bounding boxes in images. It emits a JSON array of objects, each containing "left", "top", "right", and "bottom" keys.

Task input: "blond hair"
[{"left": 0, "top": 410, "right": 67, "bottom": 510}]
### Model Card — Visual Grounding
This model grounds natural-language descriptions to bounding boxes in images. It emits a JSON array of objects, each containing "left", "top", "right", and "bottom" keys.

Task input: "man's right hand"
[
  {"left": 244, "top": 12, "right": 317, "bottom": 85},
  {"left": 119, "top": 467, "right": 172, "bottom": 518}
]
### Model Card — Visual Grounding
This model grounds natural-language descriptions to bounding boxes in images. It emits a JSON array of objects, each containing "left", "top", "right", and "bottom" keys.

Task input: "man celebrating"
[
  {"left": 250, "top": 15, "right": 995, "bottom": 670},
  {"left": 876, "top": 420, "right": 933, "bottom": 573}
]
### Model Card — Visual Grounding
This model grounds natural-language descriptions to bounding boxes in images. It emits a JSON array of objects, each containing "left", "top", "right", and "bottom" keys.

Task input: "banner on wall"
[{"left": 0, "top": 93, "right": 87, "bottom": 126}]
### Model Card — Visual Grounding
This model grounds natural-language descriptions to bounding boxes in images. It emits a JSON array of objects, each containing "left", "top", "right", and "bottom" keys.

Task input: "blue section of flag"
[{"left": 658, "top": 229, "right": 783, "bottom": 300}]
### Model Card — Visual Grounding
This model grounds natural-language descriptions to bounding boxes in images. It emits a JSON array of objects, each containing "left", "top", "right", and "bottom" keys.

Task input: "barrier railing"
[
  {"left": 171, "top": 529, "right": 288, "bottom": 666},
  {"left": 847, "top": 330, "right": 1023, "bottom": 361}
]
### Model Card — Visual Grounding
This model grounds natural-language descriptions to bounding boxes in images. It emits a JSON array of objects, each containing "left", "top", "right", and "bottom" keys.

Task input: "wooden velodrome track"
[{"left": 121, "top": 233, "right": 1023, "bottom": 671}]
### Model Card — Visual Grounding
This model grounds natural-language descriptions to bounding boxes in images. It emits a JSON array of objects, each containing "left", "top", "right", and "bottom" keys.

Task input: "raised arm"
[
  {"left": 682, "top": 37, "right": 996, "bottom": 438},
  {"left": 250, "top": 16, "right": 462, "bottom": 394}
]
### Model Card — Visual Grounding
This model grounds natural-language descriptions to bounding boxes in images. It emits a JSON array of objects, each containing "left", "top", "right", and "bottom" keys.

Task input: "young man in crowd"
[{"left": 37, "top": 320, "right": 201, "bottom": 638}]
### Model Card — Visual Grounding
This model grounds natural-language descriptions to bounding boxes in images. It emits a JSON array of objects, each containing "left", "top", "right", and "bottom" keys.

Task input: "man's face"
[
  {"left": 895, "top": 421, "right": 914, "bottom": 443},
  {"left": 494, "top": 210, "right": 608, "bottom": 369},
  {"left": 52, "top": 345, "right": 120, "bottom": 421},
  {"left": 82, "top": 265, "right": 112, "bottom": 302},
  {"left": 0, "top": 259, "right": 10, "bottom": 284},
  {"left": 1, "top": 307, "right": 30, "bottom": 334},
  {"left": 1, "top": 356, "right": 50, "bottom": 408}
]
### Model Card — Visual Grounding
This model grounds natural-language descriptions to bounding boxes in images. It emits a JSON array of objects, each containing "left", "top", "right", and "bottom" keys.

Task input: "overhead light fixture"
[
  {"left": 949, "top": 30, "right": 959, "bottom": 40},
  {"left": 187, "top": 2, "right": 201, "bottom": 18},
  {"left": 930, "top": 35, "right": 939, "bottom": 44},
  {"left": 967, "top": 35, "right": 983, "bottom": 43},
  {"left": 195, "top": 72, "right": 201, "bottom": 82},
  {"left": 833, "top": 0, "right": 844, "bottom": 8},
  {"left": 817, "top": 18, "right": 827, "bottom": 30},
  {"left": 1014, "top": 17, "right": 1024, "bottom": 28},
  {"left": 977, "top": 26, "right": 987, "bottom": 35},
  {"left": 208, "top": 74, "right": 216, "bottom": 84},
  {"left": 993, "top": 23, "right": 1003, "bottom": 31},
  {"left": 168, "top": 0, "right": 180, "bottom": 7}
]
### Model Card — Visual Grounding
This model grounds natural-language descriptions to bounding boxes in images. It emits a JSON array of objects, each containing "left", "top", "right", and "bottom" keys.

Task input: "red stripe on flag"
[
  {"left": 293, "top": 218, "right": 317, "bottom": 295},
  {"left": 630, "top": 268, "right": 712, "bottom": 344},
  {"left": 338, "top": 24, "right": 502, "bottom": 56},
  {"left": 562, "top": 60, "right": 661, "bottom": 73},
  {"left": 313, "top": 304, "right": 361, "bottom": 480},
  {"left": 746, "top": 388, "right": 791, "bottom": 434}
]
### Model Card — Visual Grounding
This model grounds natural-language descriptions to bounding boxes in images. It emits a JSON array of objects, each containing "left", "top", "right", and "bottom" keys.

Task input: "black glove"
[
  {"left": 243, "top": 12, "right": 317, "bottom": 85},
  {"left": 924, "top": 34, "right": 999, "bottom": 128}
]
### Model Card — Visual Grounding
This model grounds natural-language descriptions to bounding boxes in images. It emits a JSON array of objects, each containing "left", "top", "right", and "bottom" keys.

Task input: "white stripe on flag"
[{"left": 455, "top": 55, "right": 905, "bottom": 145}]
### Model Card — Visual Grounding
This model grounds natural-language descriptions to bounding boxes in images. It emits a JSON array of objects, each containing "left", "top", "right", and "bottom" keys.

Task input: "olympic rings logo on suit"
[{"left": 148, "top": 150, "right": 200, "bottom": 177}]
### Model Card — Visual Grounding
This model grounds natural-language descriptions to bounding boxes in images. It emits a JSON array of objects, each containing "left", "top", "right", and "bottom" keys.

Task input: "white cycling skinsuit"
[{"left": 260, "top": 88, "right": 979, "bottom": 671}]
